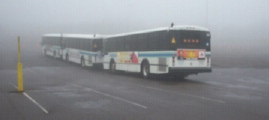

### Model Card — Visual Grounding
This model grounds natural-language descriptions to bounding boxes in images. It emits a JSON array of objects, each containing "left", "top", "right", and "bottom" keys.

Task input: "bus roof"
[
  {"left": 43, "top": 34, "right": 62, "bottom": 37},
  {"left": 43, "top": 34, "right": 107, "bottom": 39},
  {"left": 63, "top": 34, "right": 104, "bottom": 39},
  {"left": 105, "top": 25, "right": 209, "bottom": 38}
]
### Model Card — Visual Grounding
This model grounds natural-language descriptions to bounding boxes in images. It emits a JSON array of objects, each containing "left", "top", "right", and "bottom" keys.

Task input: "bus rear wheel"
[
  {"left": 110, "top": 61, "right": 116, "bottom": 73},
  {"left": 141, "top": 62, "right": 150, "bottom": 79}
]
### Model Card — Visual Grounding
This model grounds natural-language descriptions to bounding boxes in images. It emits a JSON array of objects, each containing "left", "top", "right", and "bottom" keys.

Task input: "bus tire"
[
  {"left": 81, "top": 57, "right": 85, "bottom": 67},
  {"left": 110, "top": 60, "right": 116, "bottom": 73},
  {"left": 141, "top": 61, "right": 150, "bottom": 79}
]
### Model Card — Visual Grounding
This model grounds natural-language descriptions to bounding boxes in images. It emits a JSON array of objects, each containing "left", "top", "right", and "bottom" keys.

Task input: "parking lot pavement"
[{"left": 1, "top": 45, "right": 269, "bottom": 119}]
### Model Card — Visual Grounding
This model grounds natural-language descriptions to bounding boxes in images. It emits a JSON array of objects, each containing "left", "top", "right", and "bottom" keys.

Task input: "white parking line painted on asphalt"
[
  {"left": 69, "top": 83, "right": 148, "bottom": 109},
  {"left": 137, "top": 85, "right": 226, "bottom": 104},
  {"left": 10, "top": 84, "right": 49, "bottom": 114},
  {"left": 22, "top": 92, "right": 49, "bottom": 114}
]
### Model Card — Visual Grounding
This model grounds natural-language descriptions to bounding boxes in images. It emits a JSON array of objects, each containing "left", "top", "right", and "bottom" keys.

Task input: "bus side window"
[
  {"left": 160, "top": 31, "right": 166, "bottom": 50},
  {"left": 105, "top": 39, "right": 110, "bottom": 51},
  {"left": 84, "top": 39, "right": 90, "bottom": 51},
  {"left": 111, "top": 39, "right": 116, "bottom": 52},
  {"left": 53, "top": 38, "right": 56, "bottom": 45},
  {"left": 116, "top": 37, "right": 124, "bottom": 51},
  {"left": 149, "top": 32, "right": 160, "bottom": 50},
  {"left": 68, "top": 38, "right": 71, "bottom": 48},
  {"left": 92, "top": 39, "right": 101, "bottom": 52},
  {"left": 138, "top": 34, "right": 148, "bottom": 51},
  {"left": 130, "top": 35, "right": 137, "bottom": 51},
  {"left": 85, "top": 39, "right": 90, "bottom": 51},
  {"left": 102, "top": 39, "right": 107, "bottom": 54},
  {"left": 125, "top": 36, "right": 131, "bottom": 51},
  {"left": 72, "top": 38, "right": 76, "bottom": 49},
  {"left": 77, "top": 39, "right": 80, "bottom": 50},
  {"left": 92, "top": 40, "right": 96, "bottom": 51},
  {"left": 48, "top": 37, "right": 51, "bottom": 45},
  {"left": 107, "top": 38, "right": 114, "bottom": 52},
  {"left": 65, "top": 38, "right": 69, "bottom": 48},
  {"left": 57, "top": 37, "right": 61, "bottom": 46},
  {"left": 75, "top": 39, "right": 79, "bottom": 49},
  {"left": 80, "top": 39, "right": 85, "bottom": 50},
  {"left": 98, "top": 39, "right": 103, "bottom": 51}
]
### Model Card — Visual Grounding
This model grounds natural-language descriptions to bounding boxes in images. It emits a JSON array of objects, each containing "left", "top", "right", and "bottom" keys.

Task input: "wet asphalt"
[{"left": 1, "top": 41, "right": 269, "bottom": 120}]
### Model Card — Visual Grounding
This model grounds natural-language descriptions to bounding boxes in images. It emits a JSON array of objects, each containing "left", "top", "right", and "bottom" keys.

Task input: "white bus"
[
  {"left": 102, "top": 25, "right": 212, "bottom": 78},
  {"left": 61, "top": 34, "right": 105, "bottom": 67},
  {"left": 41, "top": 34, "right": 63, "bottom": 58}
]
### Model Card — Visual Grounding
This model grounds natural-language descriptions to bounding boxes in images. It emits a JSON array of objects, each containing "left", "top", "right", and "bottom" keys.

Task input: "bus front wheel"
[{"left": 141, "top": 62, "right": 150, "bottom": 79}]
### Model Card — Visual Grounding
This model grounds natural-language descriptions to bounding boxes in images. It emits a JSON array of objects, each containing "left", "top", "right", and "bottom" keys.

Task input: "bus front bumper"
[{"left": 169, "top": 67, "right": 212, "bottom": 74}]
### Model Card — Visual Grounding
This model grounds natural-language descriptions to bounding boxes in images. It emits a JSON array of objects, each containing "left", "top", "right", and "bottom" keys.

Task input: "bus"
[
  {"left": 102, "top": 25, "right": 211, "bottom": 78},
  {"left": 41, "top": 34, "right": 63, "bottom": 58},
  {"left": 61, "top": 34, "right": 105, "bottom": 67}
]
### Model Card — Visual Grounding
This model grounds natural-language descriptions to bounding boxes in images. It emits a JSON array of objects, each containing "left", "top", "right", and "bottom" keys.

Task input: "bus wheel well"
[
  {"left": 141, "top": 59, "right": 150, "bottom": 78},
  {"left": 141, "top": 59, "right": 149, "bottom": 72},
  {"left": 110, "top": 58, "right": 115, "bottom": 64},
  {"left": 141, "top": 59, "right": 149, "bottom": 69},
  {"left": 109, "top": 58, "right": 116, "bottom": 72}
]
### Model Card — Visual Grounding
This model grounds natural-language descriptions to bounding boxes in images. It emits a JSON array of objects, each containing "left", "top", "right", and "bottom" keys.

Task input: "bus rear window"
[
  {"left": 169, "top": 30, "right": 211, "bottom": 51},
  {"left": 92, "top": 39, "right": 103, "bottom": 51}
]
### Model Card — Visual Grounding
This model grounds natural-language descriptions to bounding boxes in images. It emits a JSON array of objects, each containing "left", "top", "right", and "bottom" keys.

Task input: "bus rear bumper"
[{"left": 169, "top": 67, "right": 212, "bottom": 74}]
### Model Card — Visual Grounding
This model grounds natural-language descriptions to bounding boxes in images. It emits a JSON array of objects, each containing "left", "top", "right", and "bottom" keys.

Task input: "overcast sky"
[{"left": 1, "top": 0, "right": 269, "bottom": 52}]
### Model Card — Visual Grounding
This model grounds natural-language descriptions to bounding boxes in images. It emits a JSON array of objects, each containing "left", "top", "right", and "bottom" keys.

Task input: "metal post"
[{"left": 17, "top": 36, "right": 24, "bottom": 92}]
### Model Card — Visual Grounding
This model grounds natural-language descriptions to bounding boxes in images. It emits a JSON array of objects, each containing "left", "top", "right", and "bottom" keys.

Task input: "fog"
[{"left": 1, "top": 0, "right": 269, "bottom": 68}]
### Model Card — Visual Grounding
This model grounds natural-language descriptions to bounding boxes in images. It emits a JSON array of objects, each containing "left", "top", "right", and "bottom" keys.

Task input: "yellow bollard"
[{"left": 17, "top": 36, "right": 24, "bottom": 92}]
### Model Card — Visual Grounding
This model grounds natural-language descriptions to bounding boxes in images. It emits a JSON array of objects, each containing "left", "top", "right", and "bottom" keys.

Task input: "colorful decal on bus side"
[
  {"left": 118, "top": 52, "right": 138, "bottom": 64},
  {"left": 177, "top": 49, "right": 206, "bottom": 59},
  {"left": 130, "top": 52, "right": 138, "bottom": 64}
]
